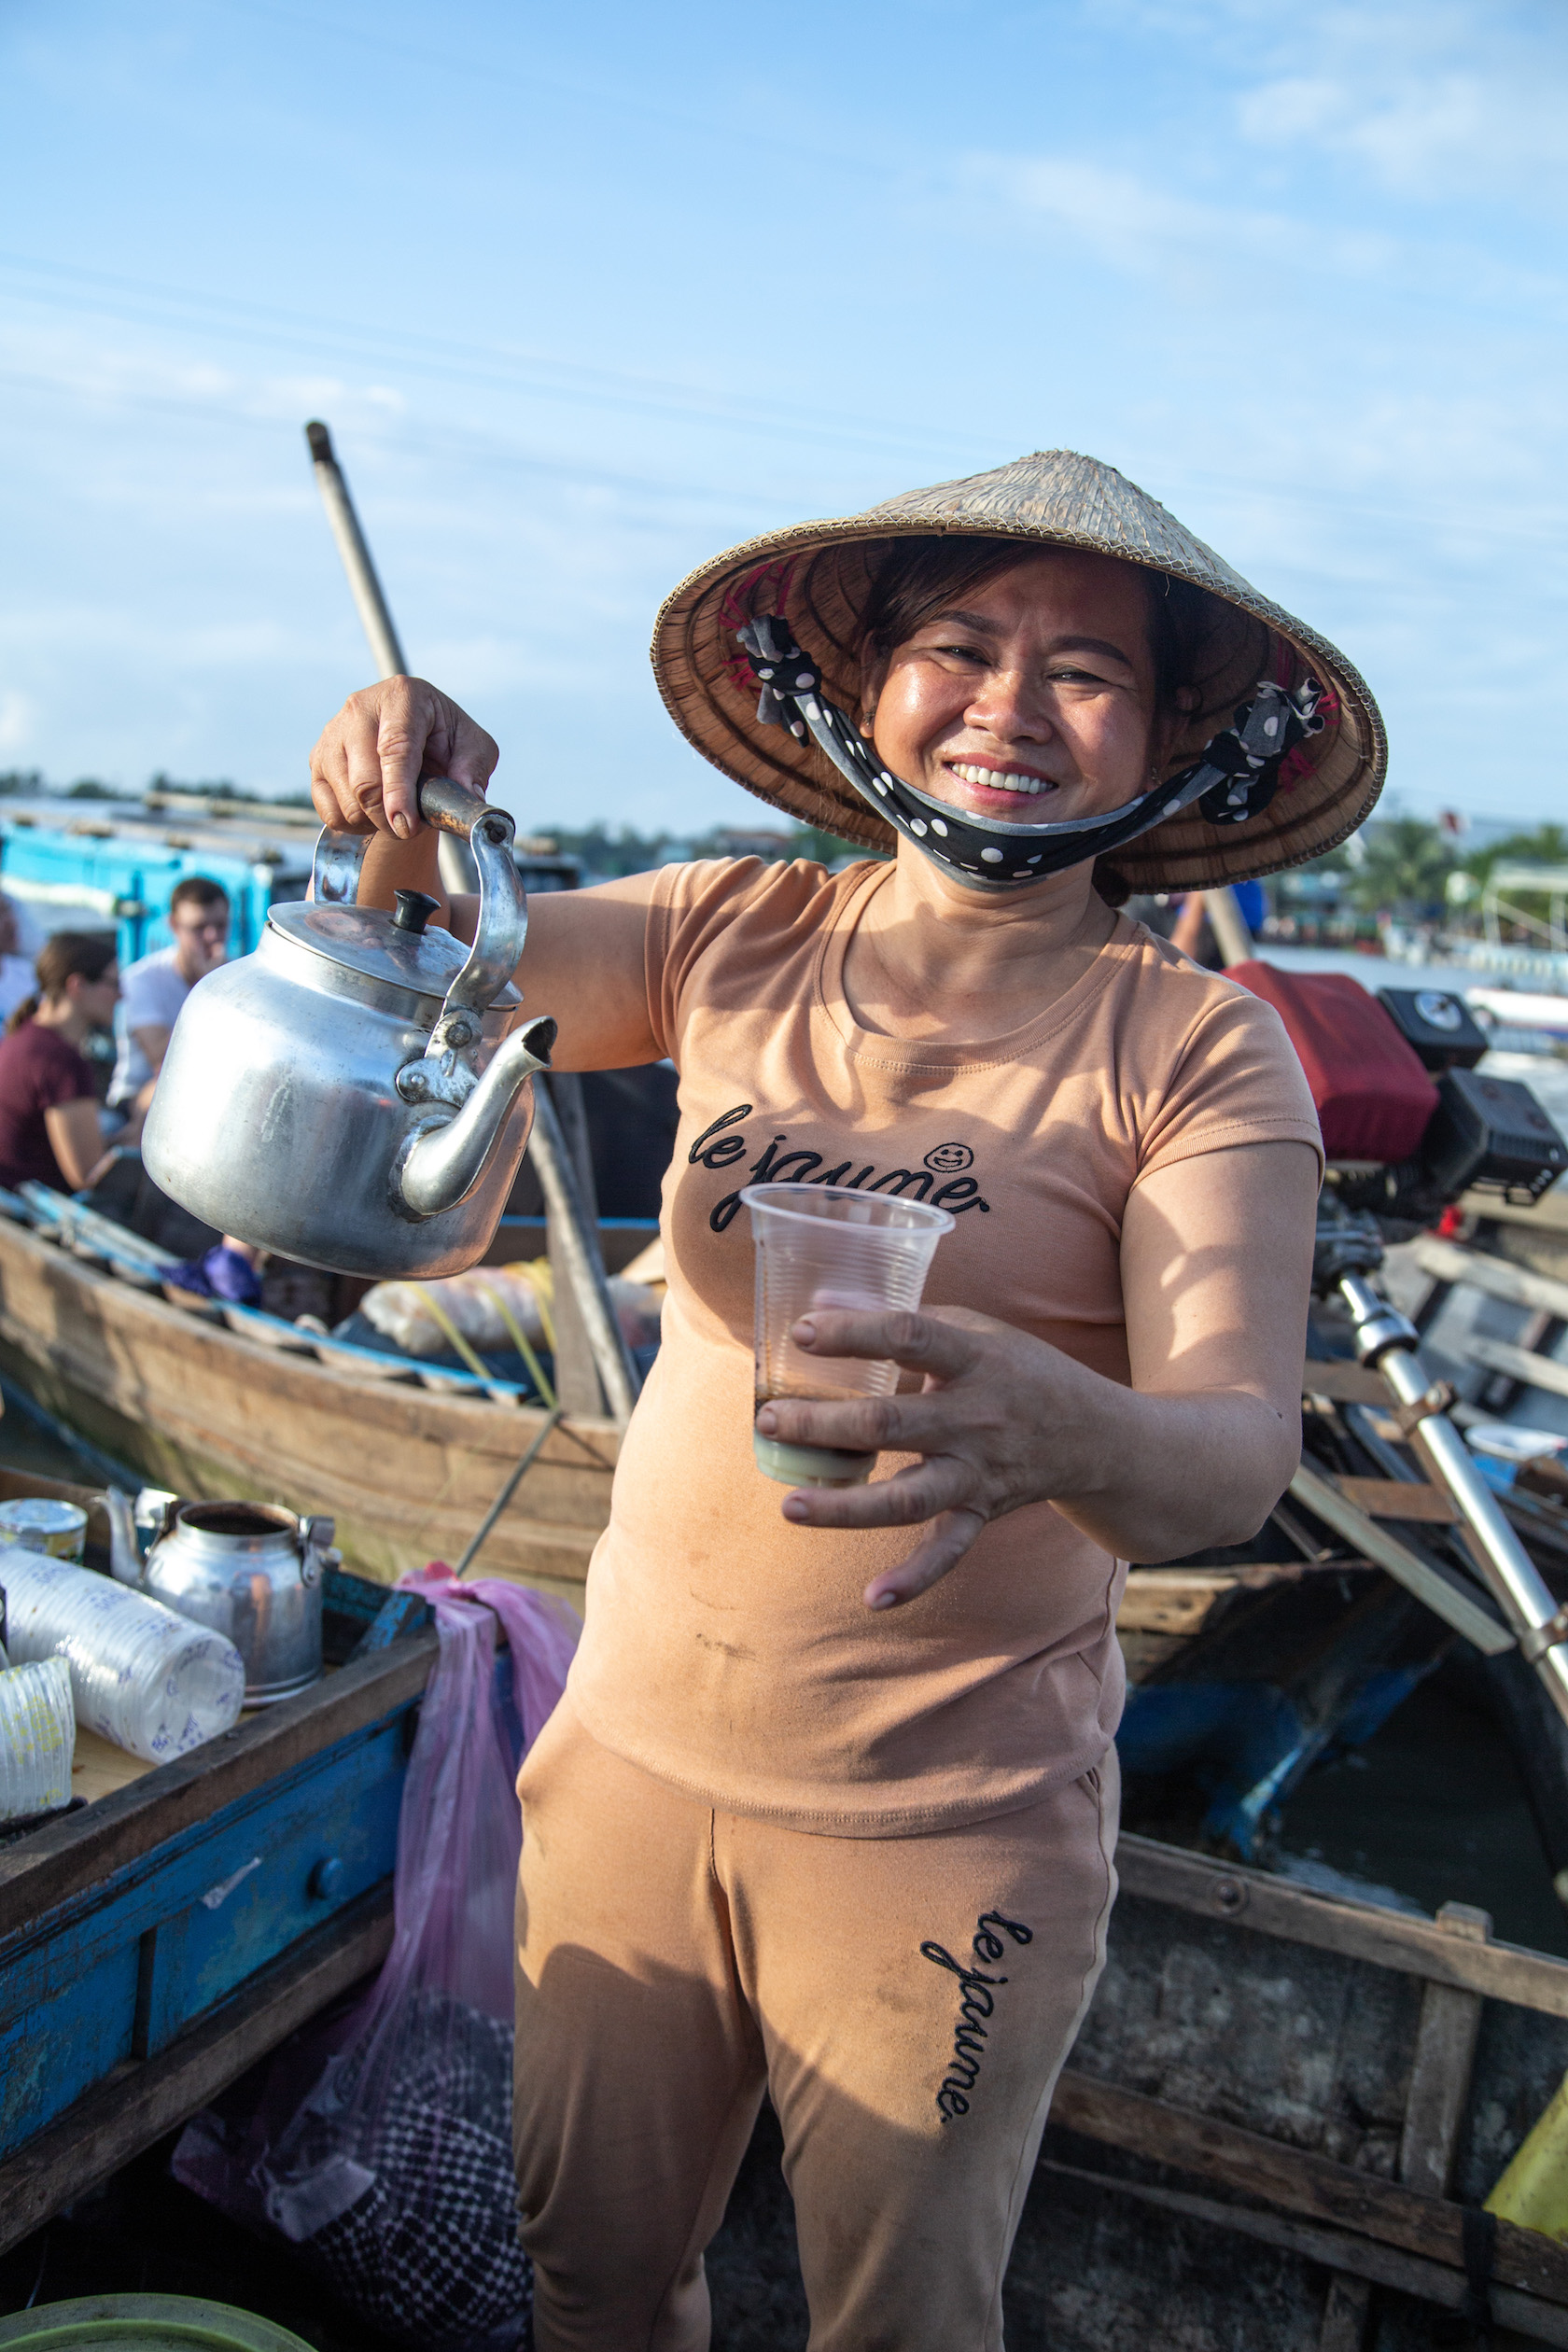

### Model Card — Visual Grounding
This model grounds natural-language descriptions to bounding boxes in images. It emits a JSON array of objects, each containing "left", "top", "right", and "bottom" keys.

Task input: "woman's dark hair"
[
  {"left": 7, "top": 931, "right": 118, "bottom": 1033},
  {"left": 857, "top": 535, "right": 1211, "bottom": 723}
]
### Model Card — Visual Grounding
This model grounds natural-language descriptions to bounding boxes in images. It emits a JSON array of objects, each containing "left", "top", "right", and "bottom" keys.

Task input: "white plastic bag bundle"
[
  {"left": 2, "top": 1547, "right": 245, "bottom": 1761},
  {"left": 361, "top": 1264, "right": 663, "bottom": 1361},
  {"left": 360, "top": 1267, "right": 548, "bottom": 1361},
  {"left": 0, "top": 1654, "right": 75, "bottom": 1820}
]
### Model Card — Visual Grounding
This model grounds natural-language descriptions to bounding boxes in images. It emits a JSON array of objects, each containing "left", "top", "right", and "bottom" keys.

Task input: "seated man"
[{"left": 108, "top": 875, "right": 231, "bottom": 1118}]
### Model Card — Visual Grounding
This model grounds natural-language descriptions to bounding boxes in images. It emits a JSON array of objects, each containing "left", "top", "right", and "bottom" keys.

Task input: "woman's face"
[
  {"left": 863, "top": 550, "right": 1165, "bottom": 828},
  {"left": 73, "top": 963, "right": 120, "bottom": 1025}
]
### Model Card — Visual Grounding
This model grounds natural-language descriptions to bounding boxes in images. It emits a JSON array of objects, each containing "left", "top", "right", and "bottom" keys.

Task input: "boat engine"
[{"left": 1227, "top": 964, "right": 1568, "bottom": 1237}]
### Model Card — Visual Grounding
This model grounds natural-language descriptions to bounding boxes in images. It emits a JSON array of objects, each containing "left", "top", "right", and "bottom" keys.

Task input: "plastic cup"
[
  {"left": 0, "top": 1654, "right": 75, "bottom": 1822},
  {"left": 741, "top": 1183, "right": 954, "bottom": 1487}
]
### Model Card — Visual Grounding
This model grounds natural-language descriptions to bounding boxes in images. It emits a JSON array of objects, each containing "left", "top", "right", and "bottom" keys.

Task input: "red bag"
[{"left": 1227, "top": 961, "right": 1439, "bottom": 1161}]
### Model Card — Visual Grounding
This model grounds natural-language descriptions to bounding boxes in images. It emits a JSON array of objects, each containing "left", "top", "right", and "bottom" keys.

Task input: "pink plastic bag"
[{"left": 175, "top": 1569, "right": 578, "bottom": 2352}]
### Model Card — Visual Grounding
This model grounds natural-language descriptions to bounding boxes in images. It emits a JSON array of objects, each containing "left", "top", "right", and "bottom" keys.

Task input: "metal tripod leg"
[{"left": 1337, "top": 1271, "right": 1568, "bottom": 1730}]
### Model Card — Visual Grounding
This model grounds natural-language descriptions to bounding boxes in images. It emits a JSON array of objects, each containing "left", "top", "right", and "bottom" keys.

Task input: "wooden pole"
[
  {"left": 304, "top": 421, "right": 407, "bottom": 680},
  {"left": 303, "top": 419, "right": 474, "bottom": 898},
  {"left": 527, "top": 1082, "right": 640, "bottom": 1426},
  {"left": 1202, "top": 884, "right": 1255, "bottom": 967}
]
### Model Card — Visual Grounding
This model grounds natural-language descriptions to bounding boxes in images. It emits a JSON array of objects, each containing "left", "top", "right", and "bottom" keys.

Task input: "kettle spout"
[{"left": 397, "top": 1015, "right": 556, "bottom": 1221}]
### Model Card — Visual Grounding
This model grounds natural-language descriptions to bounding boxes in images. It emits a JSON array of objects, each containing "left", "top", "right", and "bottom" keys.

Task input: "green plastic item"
[{"left": 0, "top": 2297, "right": 315, "bottom": 2350}]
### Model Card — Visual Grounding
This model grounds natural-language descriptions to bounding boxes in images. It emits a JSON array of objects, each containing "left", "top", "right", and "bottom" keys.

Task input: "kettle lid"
[{"left": 268, "top": 901, "right": 522, "bottom": 1009}]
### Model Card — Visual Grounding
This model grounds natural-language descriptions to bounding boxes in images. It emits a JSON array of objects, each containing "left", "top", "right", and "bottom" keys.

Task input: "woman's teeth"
[{"left": 949, "top": 763, "right": 1051, "bottom": 795}]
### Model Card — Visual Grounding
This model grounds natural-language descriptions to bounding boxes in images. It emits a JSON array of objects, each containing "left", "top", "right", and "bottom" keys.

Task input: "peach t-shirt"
[{"left": 567, "top": 858, "right": 1323, "bottom": 1835}]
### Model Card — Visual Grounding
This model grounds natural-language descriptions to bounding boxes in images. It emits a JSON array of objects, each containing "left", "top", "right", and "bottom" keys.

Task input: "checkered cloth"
[{"left": 308, "top": 1988, "right": 532, "bottom": 2352}]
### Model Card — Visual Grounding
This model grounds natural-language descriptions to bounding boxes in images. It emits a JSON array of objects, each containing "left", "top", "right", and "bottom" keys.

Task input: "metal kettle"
[
  {"left": 144, "top": 778, "right": 556, "bottom": 1279},
  {"left": 140, "top": 1499, "right": 334, "bottom": 1705}
]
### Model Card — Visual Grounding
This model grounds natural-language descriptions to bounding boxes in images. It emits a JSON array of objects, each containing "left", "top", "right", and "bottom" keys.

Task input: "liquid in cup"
[{"left": 741, "top": 1183, "right": 955, "bottom": 1487}]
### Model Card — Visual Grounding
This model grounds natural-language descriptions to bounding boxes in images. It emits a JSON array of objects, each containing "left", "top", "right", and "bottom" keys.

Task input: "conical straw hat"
[{"left": 651, "top": 450, "right": 1385, "bottom": 889}]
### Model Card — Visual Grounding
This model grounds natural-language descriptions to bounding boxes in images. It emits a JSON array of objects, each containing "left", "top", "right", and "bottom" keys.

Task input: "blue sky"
[{"left": 1, "top": 0, "right": 1564, "bottom": 839}]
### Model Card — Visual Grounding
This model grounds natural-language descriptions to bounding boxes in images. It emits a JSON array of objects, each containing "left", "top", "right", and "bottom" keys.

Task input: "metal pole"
[
  {"left": 527, "top": 1082, "right": 641, "bottom": 1426},
  {"left": 304, "top": 421, "right": 408, "bottom": 680},
  {"left": 1338, "top": 1271, "right": 1568, "bottom": 1728},
  {"left": 1202, "top": 886, "right": 1255, "bottom": 967}
]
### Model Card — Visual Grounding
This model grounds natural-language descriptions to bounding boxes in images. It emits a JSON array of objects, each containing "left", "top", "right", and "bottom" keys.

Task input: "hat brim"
[{"left": 651, "top": 455, "right": 1385, "bottom": 890}]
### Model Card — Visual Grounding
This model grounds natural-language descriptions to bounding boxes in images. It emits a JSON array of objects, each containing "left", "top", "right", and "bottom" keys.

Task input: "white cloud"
[
  {"left": 1226, "top": 5, "right": 1568, "bottom": 201},
  {"left": 950, "top": 151, "right": 1402, "bottom": 290}
]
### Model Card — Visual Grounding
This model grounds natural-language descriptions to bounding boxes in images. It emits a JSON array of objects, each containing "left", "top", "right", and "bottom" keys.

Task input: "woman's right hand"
[{"left": 309, "top": 678, "right": 499, "bottom": 839}]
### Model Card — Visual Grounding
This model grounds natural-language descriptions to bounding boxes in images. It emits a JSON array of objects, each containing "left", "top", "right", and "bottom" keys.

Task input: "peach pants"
[{"left": 512, "top": 1701, "right": 1118, "bottom": 2352}]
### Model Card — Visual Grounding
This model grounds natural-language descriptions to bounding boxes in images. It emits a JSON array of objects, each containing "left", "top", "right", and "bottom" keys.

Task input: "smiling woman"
[
  {"left": 856, "top": 530, "right": 1218, "bottom": 806},
  {"left": 305, "top": 447, "right": 1379, "bottom": 2352}
]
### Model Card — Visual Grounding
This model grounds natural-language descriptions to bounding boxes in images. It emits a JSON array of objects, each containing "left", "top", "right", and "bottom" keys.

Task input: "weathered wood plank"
[
  {"left": 1469, "top": 1335, "right": 1568, "bottom": 1403},
  {"left": 1115, "top": 1561, "right": 1366, "bottom": 1637},
  {"left": 1317, "top": 2275, "right": 1372, "bottom": 2350},
  {"left": 1115, "top": 1833, "right": 1568, "bottom": 2015},
  {"left": 1399, "top": 1902, "right": 1490, "bottom": 2200},
  {"left": 1415, "top": 1236, "right": 1568, "bottom": 1325},
  {"left": 1117, "top": 1570, "right": 1249, "bottom": 1635},
  {"left": 1040, "top": 2159, "right": 1568, "bottom": 2349},
  {"left": 1050, "top": 2070, "right": 1568, "bottom": 2305},
  {"left": 1288, "top": 1463, "right": 1513, "bottom": 1655},
  {"left": 0, "top": 1630, "right": 436, "bottom": 1935},
  {"left": 1335, "top": 1476, "right": 1460, "bottom": 1524},
  {"left": 1303, "top": 1359, "right": 1389, "bottom": 1405},
  {"left": 0, "top": 1884, "right": 393, "bottom": 2258}
]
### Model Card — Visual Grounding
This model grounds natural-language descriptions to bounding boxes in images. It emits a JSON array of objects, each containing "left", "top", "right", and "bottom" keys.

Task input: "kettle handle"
[
  {"left": 421, "top": 784, "right": 526, "bottom": 1052},
  {"left": 310, "top": 777, "right": 529, "bottom": 1073},
  {"left": 308, "top": 778, "right": 509, "bottom": 901}
]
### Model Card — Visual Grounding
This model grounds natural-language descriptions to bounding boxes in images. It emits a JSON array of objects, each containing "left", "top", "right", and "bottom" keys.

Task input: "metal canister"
[{"left": 0, "top": 1500, "right": 88, "bottom": 1561}]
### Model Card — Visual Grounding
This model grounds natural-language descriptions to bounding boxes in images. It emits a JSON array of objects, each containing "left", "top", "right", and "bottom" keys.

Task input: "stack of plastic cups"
[
  {"left": 1, "top": 1546, "right": 245, "bottom": 1761},
  {"left": 742, "top": 1183, "right": 955, "bottom": 1487},
  {"left": 0, "top": 1654, "right": 76, "bottom": 1821}
]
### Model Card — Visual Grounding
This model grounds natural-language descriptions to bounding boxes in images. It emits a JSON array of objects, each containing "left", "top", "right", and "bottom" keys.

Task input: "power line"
[
  {"left": 0, "top": 247, "right": 960, "bottom": 467},
  {"left": 0, "top": 362, "right": 859, "bottom": 530}
]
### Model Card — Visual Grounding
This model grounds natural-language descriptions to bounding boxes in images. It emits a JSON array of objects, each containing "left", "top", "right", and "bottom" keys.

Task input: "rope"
[
  {"left": 476, "top": 1274, "right": 556, "bottom": 1410},
  {"left": 412, "top": 1289, "right": 496, "bottom": 1384}
]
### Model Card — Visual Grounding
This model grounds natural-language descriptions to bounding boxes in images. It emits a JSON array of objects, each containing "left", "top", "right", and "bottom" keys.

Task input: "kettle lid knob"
[{"left": 393, "top": 889, "right": 441, "bottom": 936}]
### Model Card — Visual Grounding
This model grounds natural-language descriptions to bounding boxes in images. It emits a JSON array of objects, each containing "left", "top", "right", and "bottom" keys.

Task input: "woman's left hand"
[{"left": 755, "top": 1306, "right": 1108, "bottom": 1611}]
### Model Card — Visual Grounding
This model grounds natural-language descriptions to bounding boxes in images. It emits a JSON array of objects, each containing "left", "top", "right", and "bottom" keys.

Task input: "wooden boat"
[
  {"left": 709, "top": 1834, "right": 1568, "bottom": 2348},
  {"left": 0, "top": 1194, "right": 618, "bottom": 1603}
]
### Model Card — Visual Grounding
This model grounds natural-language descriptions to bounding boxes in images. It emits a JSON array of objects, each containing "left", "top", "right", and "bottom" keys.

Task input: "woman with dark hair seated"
[{"left": 0, "top": 931, "right": 138, "bottom": 1194}]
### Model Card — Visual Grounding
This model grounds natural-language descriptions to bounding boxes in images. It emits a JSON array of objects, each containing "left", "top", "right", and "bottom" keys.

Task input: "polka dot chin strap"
[{"left": 735, "top": 618, "right": 1324, "bottom": 890}]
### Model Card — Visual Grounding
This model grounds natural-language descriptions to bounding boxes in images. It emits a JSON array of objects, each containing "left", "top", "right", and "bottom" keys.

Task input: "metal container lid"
[
  {"left": 0, "top": 1499, "right": 87, "bottom": 1533},
  {"left": 267, "top": 900, "right": 522, "bottom": 1010}
]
